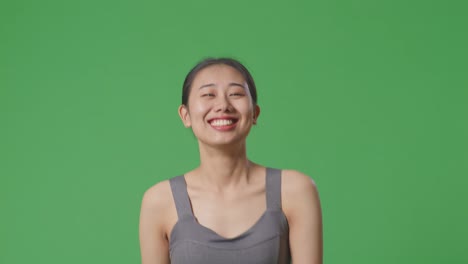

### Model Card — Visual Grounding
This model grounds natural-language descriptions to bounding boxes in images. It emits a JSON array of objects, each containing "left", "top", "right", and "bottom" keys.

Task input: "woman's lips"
[{"left": 208, "top": 118, "right": 238, "bottom": 130}]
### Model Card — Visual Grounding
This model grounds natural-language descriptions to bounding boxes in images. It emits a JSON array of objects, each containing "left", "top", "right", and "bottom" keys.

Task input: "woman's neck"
[{"left": 195, "top": 142, "right": 253, "bottom": 191}]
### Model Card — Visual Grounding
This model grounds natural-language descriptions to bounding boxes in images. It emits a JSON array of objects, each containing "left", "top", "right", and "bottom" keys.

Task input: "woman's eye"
[
  {"left": 230, "top": 93, "right": 245, "bottom": 96},
  {"left": 202, "top": 93, "right": 215, "bottom": 97}
]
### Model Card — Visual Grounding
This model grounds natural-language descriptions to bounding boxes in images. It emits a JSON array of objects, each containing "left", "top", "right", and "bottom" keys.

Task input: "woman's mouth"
[{"left": 208, "top": 118, "right": 238, "bottom": 130}]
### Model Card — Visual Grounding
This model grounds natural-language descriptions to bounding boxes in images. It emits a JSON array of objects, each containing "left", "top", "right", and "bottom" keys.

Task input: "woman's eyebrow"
[
  {"left": 228, "top": 83, "right": 246, "bottom": 88},
  {"left": 199, "top": 83, "right": 245, "bottom": 89},
  {"left": 199, "top": 83, "right": 215, "bottom": 89}
]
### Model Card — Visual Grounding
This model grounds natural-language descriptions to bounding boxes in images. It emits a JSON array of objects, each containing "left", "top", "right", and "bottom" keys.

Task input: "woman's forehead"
[{"left": 192, "top": 64, "right": 247, "bottom": 88}]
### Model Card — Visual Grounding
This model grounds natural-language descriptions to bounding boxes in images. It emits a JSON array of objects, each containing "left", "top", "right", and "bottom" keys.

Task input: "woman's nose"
[{"left": 214, "top": 94, "right": 233, "bottom": 112}]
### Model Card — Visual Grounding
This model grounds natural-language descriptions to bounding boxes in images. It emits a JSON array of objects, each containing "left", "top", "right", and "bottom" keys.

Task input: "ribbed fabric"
[{"left": 169, "top": 168, "right": 291, "bottom": 264}]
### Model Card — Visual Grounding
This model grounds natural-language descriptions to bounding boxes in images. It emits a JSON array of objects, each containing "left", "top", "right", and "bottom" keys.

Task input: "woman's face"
[{"left": 178, "top": 64, "right": 260, "bottom": 147}]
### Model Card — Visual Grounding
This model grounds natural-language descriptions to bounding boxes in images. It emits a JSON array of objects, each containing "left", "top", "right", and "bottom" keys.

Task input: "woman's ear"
[
  {"left": 178, "top": 105, "right": 191, "bottom": 128},
  {"left": 253, "top": 105, "right": 260, "bottom": 124}
]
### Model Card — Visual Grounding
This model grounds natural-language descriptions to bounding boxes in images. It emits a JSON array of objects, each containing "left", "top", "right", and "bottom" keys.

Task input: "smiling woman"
[
  {"left": 139, "top": 58, "right": 323, "bottom": 264},
  {"left": 179, "top": 63, "right": 258, "bottom": 147}
]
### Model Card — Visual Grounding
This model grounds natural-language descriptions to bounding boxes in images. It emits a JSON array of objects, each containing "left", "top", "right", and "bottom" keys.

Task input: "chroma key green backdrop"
[{"left": 1, "top": 0, "right": 467, "bottom": 263}]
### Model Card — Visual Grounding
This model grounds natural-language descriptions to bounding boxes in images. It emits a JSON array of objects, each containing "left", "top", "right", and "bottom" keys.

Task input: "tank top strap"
[
  {"left": 266, "top": 167, "right": 283, "bottom": 211},
  {"left": 169, "top": 175, "right": 194, "bottom": 219}
]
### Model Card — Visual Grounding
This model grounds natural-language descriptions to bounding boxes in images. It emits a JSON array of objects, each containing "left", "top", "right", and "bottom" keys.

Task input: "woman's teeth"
[{"left": 211, "top": 119, "right": 233, "bottom": 127}]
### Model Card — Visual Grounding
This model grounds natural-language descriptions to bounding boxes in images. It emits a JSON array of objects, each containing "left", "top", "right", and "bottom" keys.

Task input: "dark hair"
[{"left": 182, "top": 57, "right": 257, "bottom": 106}]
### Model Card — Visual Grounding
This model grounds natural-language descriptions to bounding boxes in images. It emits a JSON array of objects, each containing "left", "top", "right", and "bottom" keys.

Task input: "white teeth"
[{"left": 211, "top": 119, "right": 234, "bottom": 127}]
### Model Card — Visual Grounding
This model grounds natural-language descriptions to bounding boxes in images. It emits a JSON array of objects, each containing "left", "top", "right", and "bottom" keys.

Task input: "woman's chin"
[{"left": 199, "top": 137, "right": 247, "bottom": 149}]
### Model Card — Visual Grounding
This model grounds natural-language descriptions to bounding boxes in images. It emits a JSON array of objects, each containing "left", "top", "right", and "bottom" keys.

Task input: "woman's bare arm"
[
  {"left": 139, "top": 181, "right": 172, "bottom": 264},
  {"left": 283, "top": 170, "right": 323, "bottom": 264}
]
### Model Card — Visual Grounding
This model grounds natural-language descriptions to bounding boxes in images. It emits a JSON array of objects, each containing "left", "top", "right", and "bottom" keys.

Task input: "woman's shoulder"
[
  {"left": 140, "top": 181, "right": 171, "bottom": 224},
  {"left": 279, "top": 169, "right": 321, "bottom": 221},
  {"left": 141, "top": 177, "right": 180, "bottom": 217},
  {"left": 140, "top": 178, "right": 179, "bottom": 236},
  {"left": 141, "top": 173, "right": 188, "bottom": 210},
  {"left": 280, "top": 169, "right": 318, "bottom": 192}
]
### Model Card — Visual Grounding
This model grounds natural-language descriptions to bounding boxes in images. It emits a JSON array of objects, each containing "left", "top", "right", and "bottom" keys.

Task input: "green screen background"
[{"left": 1, "top": 0, "right": 467, "bottom": 263}]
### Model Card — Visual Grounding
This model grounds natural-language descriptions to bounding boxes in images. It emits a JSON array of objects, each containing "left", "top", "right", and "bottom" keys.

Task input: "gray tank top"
[{"left": 169, "top": 168, "right": 291, "bottom": 264}]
